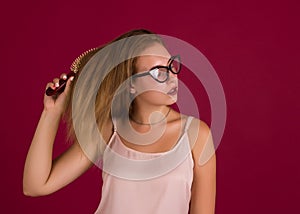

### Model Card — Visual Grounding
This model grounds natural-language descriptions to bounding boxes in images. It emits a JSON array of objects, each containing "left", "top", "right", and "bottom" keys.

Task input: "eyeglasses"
[{"left": 132, "top": 55, "right": 181, "bottom": 83}]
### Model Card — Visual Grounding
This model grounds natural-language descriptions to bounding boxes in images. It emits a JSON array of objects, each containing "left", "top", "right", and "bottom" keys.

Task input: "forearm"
[{"left": 23, "top": 109, "right": 62, "bottom": 195}]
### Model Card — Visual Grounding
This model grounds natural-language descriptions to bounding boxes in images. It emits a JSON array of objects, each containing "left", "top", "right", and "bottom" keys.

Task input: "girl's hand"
[{"left": 43, "top": 73, "right": 74, "bottom": 115}]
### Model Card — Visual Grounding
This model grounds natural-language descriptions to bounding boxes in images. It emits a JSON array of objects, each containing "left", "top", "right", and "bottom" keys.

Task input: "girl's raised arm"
[{"left": 23, "top": 74, "right": 93, "bottom": 196}]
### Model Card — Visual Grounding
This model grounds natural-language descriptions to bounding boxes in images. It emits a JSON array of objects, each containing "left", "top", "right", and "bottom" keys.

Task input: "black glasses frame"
[{"left": 132, "top": 55, "right": 181, "bottom": 83}]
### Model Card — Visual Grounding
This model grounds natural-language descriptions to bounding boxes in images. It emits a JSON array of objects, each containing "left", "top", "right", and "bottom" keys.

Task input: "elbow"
[
  {"left": 23, "top": 184, "right": 48, "bottom": 197},
  {"left": 23, "top": 189, "right": 47, "bottom": 197},
  {"left": 23, "top": 176, "right": 50, "bottom": 197},
  {"left": 23, "top": 189, "right": 36, "bottom": 197},
  {"left": 23, "top": 189, "right": 34, "bottom": 197},
  {"left": 23, "top": 187, "right": 40, "bottom": 197}
]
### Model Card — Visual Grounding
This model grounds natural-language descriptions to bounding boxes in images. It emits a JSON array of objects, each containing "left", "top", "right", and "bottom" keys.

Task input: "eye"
[
  {"left": 157, "top": 68, "right": 167, "bottom": 77},
  {"left": 149, "top": 68, "right": 160, "bottom": 79}
]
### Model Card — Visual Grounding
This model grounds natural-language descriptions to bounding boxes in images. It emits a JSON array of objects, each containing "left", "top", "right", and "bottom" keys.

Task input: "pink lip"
[{"left": 167, "top": 87, "right": 178, "bottom": 95}]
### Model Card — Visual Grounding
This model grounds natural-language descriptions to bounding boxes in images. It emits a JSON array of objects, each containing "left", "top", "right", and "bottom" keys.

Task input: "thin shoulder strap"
[
  {"left": 184, "top": 116, "right": 194, "bottom": 132},
  {"left": 105, "top": 117, "right": 118, "bottom": 148},
  {"left": 112, "top": 117, "right": 117, "bottom": 132}
]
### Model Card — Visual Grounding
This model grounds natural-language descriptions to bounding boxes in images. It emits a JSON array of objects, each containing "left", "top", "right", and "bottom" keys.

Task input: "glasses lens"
[
  {"left": 150, "top": 68, "right": 168, "bottom": 82},
  {"left": 170, "top": 56, "right": 181, "bottom": 73}
]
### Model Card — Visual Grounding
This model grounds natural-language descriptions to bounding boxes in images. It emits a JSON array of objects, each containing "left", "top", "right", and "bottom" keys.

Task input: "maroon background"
[{"left": 1, "top": 0, "right": 299, "bottom": 213}]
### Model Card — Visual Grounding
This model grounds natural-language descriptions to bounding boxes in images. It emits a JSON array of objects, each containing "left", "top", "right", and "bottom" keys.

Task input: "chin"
[{"left": 166, "top": 95, "right": 177, "bottom": 105}]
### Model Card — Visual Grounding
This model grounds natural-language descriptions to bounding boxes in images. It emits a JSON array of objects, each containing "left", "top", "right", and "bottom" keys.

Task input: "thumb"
[{"left": 64, "top": 76, "right": 74, "bottom": 95}]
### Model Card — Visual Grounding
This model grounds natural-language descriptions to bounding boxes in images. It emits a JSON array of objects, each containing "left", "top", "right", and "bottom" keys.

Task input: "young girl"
[{"left": 23, "top": 29, "right": 216, "bottom": 214}]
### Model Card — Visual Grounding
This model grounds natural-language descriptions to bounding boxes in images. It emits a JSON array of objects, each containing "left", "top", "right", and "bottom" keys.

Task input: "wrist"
[{"left": 42, "top": 108, "right": 63, "bottom": 121}]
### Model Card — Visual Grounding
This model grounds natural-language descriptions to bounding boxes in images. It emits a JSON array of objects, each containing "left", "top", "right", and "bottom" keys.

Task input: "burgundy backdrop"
[{"left": 1, "top": 0, "right": 299, "bottom": 213}]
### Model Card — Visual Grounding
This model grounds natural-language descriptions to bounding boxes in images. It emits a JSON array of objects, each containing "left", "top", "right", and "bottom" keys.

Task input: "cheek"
[{"left": 135, "top": 78, "right": 167, "bottom": 94}]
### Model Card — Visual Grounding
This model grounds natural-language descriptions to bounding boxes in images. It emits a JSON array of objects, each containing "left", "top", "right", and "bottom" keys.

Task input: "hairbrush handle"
[{"left": 45, "top": 71, "right": 75, "bottom": 96}]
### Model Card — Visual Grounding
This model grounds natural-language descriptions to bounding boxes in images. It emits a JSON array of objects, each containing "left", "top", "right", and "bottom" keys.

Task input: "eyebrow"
[{"left": 147, "top": 56, "right": 173, "bottom": 71}]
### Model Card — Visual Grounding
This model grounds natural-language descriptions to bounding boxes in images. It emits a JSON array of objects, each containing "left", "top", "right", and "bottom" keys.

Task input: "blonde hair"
[{"left": 64, "top": 29, "right": 164, "bottom": 149}]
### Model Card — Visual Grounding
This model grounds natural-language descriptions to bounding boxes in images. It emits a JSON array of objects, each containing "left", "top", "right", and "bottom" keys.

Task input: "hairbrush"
[{"left": 45, "top": 47, "right": 99, "bottom": 96}]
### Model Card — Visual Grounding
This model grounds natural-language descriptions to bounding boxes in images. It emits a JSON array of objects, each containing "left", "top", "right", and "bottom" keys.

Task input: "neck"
[{"left": 130, "top": 105, "right": 171, "bottom": 125}]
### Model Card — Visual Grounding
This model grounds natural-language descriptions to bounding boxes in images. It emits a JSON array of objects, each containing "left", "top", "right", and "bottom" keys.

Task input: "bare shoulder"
[
  {"left": 187, "top": 118, "right": 216, "bottom": 213},
  {"left": 187, "top": 117, "right": 215, "bottom": 166}
]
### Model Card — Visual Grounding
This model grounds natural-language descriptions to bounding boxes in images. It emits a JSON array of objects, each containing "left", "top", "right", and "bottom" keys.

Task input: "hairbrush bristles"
[{"left": 70, "top": 47, "right": 100, "bottom": 72}]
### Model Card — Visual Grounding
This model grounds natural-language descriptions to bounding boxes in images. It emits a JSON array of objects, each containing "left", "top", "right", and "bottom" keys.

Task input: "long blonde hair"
[{"left": 64, "top": 29, "right": 165, "bottom": 151}]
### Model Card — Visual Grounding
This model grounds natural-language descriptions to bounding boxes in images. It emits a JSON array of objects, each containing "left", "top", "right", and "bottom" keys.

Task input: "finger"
[
  {"left": 64, "top": 76, "right": 74, "bottom": 95},
  {"left": 53, "top": 78, "right": 60, "bottom": 87},
  {"left": 60, "top": 73, "right": 67, "bottom": 80},
  {"left": 45, "top": 82, "right": 55, "bottom": 90}
]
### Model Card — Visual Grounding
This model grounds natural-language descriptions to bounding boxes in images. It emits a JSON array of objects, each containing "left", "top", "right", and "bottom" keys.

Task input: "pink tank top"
[{"left": 94, "top": 116, "right": 194, "bottom": 214}]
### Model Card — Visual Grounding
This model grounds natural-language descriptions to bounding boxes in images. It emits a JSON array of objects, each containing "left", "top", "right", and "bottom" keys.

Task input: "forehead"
[{"left": 135, "top": 43, "right": 171, "bottom": 71}]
